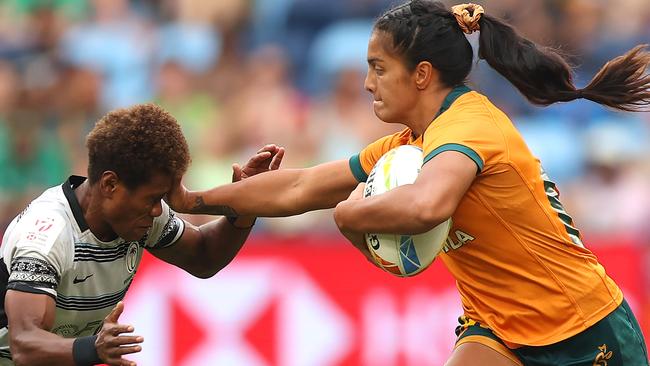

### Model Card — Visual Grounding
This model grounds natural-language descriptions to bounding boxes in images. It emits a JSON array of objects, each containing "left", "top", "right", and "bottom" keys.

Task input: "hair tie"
[{"left": 451, "top": 3, "right": 485, "bottom": 34}]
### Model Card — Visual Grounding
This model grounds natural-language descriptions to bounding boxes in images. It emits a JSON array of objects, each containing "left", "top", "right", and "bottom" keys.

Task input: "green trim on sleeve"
[
  {"left": 349, "top": 154, "right": 369, "bottom": 182},
  {"left": 423, "top": 143, "right": 484, "bottom": 173}
]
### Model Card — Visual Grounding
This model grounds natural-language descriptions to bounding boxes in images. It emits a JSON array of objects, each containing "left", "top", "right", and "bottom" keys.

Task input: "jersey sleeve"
[
  {"left": 144, "top": 200, "right": 185, "bottom": 250},
  {"left": 422, "top": 119, "right": 503, "bottom": 174},
  {"left": 348, "top": 129, "right": 411, "bottom": 182},
  {"left": 4, "top": 212, "right": 73, "bottom": 299}
]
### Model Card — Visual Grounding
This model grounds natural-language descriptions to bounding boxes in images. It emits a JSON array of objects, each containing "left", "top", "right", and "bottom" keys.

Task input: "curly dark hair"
[{"left": 86, "top": 103, "right": 190, "bottom": 189}]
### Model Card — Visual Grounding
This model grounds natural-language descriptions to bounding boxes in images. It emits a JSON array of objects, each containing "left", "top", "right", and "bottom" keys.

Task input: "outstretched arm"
[
  {"left": 150, "top": 145, "right": 284, "bottom": 278},
  {"left": 169, "top": 159, "right": 360, "bottom": 218},
  {"left": 152, "top": 147, "right": 359, "bottom": 278}
]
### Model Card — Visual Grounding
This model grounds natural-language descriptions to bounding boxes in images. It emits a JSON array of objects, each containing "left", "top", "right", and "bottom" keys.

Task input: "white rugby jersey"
[{"left": 0, "top": 176, "right": 185, "bottom": 363}]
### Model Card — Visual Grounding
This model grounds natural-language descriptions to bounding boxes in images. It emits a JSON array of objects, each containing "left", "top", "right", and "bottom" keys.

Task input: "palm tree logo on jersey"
[{"left": 125, "top": 242, "right": 139, "bottom": 273}]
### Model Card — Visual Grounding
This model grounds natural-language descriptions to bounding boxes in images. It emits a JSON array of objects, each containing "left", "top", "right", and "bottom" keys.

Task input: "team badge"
[
  {"left": 593, "top": 344, "right": 613, "bottom": 366},
  {"left": 125, "top": 241, "right": 139, "bottom": 273}
]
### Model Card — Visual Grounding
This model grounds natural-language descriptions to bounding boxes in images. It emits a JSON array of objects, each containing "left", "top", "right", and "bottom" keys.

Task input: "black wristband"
[
  {"left": 226, "top": 215, "right": 256, "bottom": 229},
  {"left": 72, "top": 335, "right": 102, "bottom": 366}
]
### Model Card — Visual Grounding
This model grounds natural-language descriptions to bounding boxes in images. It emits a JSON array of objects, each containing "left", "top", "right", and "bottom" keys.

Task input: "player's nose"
[{"left": 150, "top": 200, "right": 163, "bottom": 217}]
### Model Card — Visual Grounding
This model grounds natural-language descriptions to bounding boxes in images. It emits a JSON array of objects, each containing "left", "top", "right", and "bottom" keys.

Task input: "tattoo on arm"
[{"left": 190, "top": 196, "right": 239, "bottom": 216}]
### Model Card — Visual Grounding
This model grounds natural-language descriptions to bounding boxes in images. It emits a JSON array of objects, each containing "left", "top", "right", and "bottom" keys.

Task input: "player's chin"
[
  {"left": 373, "top": 107, "right": 400, "bottom": 125},
  {"left": 124, "top": 227, "right": 149, "bottom": 241},
  {"left": 373, "top": 102, "right": 389, "bottom": 120}
]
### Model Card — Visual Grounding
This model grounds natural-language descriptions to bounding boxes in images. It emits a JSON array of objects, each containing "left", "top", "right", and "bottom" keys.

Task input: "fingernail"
[
  {"left": 128, "top": 326, "right": 134, "bottom": 332},
  {"left": 137, "top": 337, "right": 144, "bottom": 342}
]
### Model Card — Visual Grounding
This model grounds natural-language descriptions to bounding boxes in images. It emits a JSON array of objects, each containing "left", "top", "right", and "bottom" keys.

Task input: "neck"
[
  {"left": 75, "top": 181, "right": 118, "bottom": 242},
  {"left": 407, "top": 85, "right": 453, "bottom": 138}
]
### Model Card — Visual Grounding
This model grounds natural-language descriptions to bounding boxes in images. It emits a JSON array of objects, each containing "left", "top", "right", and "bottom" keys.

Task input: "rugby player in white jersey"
[{"left": 0, "top": 103, "right": 284, "bottom": 366}]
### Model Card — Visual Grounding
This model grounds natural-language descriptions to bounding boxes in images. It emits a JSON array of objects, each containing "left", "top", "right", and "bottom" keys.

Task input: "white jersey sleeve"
[
  {"left": 2, "top": 211, "right": 74, "bottom": 299},
  {"left": 143, "top": 200, "right": 185, "bottom": 250}
]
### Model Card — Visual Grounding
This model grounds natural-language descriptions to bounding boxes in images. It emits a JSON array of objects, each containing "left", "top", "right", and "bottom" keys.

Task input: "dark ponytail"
[
  {"left": 374, "top": 0, "right": 650, "bottom": 112},
  {"left": 477, "top": 15, "right": 650, "bottom": 111}
]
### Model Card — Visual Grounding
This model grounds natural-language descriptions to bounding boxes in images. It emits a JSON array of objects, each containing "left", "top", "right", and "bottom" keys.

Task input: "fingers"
[
  {"left": 106, "top": 353, "right": 139, "bottom": 366},
  {"left": 102, "top": 332, "right": 143, "bottom": 365},
  {"left": 269, "top": 147, "right": 285, "bottom": 170},
  {"left": 248, "top": 151, "right": 272, "bottom": 165},
  {"left": 110, "top": 344, "right": 143, "bottom": 356},
  {"left": 348, "top": 183, "right": 366, "bottom": 200},
  {"left": 105, "top": 301, "right": 124, "bottom": 323},
  {"left": 239, "top": 144, "right": 285, "bottom": 178},
  {"left": 108, "top": 335, "right": 144, "bottom": 347},
  {"left": 232, "top": 163, "right": 242, "bottom": 182},
  {"left": 257, "top": 144, "right": 279, "bottom": 154},
  {"left": 247, "top": 145, "right": 284, "bottom": 167},
  {"left": 108, "top": 324, "right": 135, "bottom": 336}
]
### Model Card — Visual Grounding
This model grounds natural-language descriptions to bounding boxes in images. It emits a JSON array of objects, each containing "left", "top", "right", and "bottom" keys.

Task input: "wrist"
[
  {"left": 72, "top": 335, "right": 101, "bottom": 366},
  {"left": 181, "top": 190, "right": 196, "bottom": 214}
]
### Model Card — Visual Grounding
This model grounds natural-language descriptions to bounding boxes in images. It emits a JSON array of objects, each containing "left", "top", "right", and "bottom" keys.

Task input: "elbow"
[
  {"left": 192, "top": 270, "right": 218, "bottom": 279},
  {"left": 187, "top": 264, "right": 221, "bottom": 279},
  {"left": 186, "top": 259, "right": 227, "bottom": 279},
  {"left": 412, "top": 200, "right": 454, "bottom": 234}
]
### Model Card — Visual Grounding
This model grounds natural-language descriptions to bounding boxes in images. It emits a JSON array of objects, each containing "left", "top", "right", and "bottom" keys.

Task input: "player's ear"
[
  {"left": 99, "top": 171, "right": 119, "bottom": 198},
  {"left": 414, "top": 61, "right": 437, "bottom": 90}
]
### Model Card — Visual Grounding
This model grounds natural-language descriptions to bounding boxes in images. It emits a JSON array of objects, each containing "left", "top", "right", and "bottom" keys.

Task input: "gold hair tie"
[{"left": 451, "top": 3, "right": 485, "bottom": 34}]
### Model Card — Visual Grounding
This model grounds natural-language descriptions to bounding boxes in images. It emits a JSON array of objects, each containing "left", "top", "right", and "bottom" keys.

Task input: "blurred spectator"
[
  {"left": 228, "top": 45, "right": 312, "bottom": 168},
  {"left": 308, "top": 67, "right": 399, "bottom": 162},
  {"left": 60, "top": 0, "right": 155, "bottom": 109},
  {"left": 155, "top": 61, "right": 234, "bottom": 191},
  {"left": 564, "top": 119, "right": 650, "bottom": 240},
  {"left": 53, "top": 66, "right": 102, "bottom": 175},
  {"left": 0, "top": 107, "right": 69, "bottom": 231}
]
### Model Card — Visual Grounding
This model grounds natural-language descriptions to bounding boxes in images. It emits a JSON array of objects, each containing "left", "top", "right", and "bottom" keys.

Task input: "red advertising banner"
[{"left": 122, "top": 235, "right": 649, "bottom": 366}]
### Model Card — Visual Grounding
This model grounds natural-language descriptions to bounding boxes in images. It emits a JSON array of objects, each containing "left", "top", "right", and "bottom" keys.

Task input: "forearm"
[
  {"left": 185, "top": 170, "right": 306, "bottom": 217},
  {"left": 11, "top": 328, "right": 75, "bottom": 366},
  {"left": 181, "top": 161, "right": 357, "bottom": 217},
  {"left": 190, "top": 217, "right": 254, "bottom": 278},
  {"left": 335, "top": 185, "right": 449, "bottom": 235}
]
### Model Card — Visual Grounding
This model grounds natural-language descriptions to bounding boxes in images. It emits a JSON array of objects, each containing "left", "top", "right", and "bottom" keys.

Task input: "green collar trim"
[{"left": 435, "top": 85, "right": 471, "bottom": 118}]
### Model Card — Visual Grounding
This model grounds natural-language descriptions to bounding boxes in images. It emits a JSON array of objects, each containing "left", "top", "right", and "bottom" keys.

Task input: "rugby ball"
[{"left": 363, "top": 145, "right": 451, "bottom": 277}]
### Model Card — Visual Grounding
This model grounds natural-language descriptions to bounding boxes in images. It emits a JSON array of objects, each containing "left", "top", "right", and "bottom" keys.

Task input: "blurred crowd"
[{"left": 0, "top": 0, "right": 648, "bottom": 242}]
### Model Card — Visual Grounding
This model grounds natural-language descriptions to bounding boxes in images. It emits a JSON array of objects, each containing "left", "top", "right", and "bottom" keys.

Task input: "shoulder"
[
  {"left": 142, "top": 201, "right": 186, "bottom": 250},
  {"left": 442, "top": 92, "right": 502, "bottom": 122},
  {"left": 362, "top": 128, "right": 412, "bottom": 154},
  {"left": 3, "top": 192, "right": 75, "bottom": 260},
  {"left": 427, "top": 91, "right": 515, "bottom": 139}
]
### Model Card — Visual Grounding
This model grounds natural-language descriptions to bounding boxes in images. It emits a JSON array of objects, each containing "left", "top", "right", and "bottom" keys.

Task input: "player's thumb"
[
  {"left": 106, "top": 301, "right": 124, "bottom": 323},
  {"left": 349, "top": 182, "right": 366, "bottom": 200},
  {"left": 231, "top": 163, "right": 242, "bottom": 182}
]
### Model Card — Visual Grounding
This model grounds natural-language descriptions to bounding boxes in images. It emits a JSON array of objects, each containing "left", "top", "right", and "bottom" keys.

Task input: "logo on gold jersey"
[
  {"left": 593, "top": 344, "right": 613, "bottom": 366},
  {"left": 441, "top": 230, "right": 475, "bottom": 253}
]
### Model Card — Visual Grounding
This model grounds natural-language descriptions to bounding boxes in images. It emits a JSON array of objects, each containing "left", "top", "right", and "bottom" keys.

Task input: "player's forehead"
[
  {"left": 367, "top": 30, "right": 398, "bottom": 64},
  {"left": 130, "top": 172, "right": 173, "bottom": 196}
]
